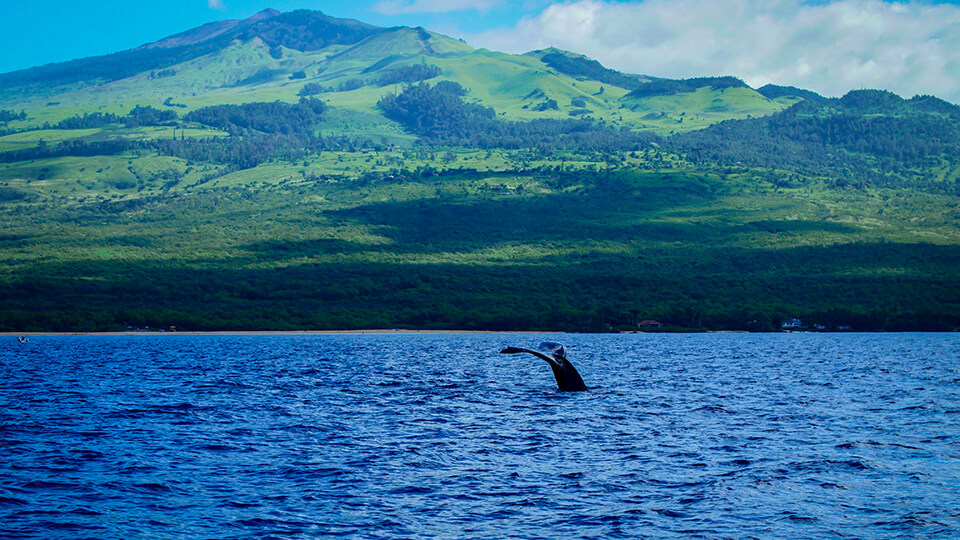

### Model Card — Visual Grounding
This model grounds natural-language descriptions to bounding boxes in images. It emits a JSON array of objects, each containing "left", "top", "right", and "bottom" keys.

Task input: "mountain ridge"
[
  {"left": 1, "top": 8, "right": 955, "bottom": 143},
  {"left": 1, "top": 9, "right": 958, "bottom": 333},
  {"left": 0, "top": 8, "right": 795, "bottom": 131},
  {"left": 137, "top": 8, "right": 283, "bottom": 50}
]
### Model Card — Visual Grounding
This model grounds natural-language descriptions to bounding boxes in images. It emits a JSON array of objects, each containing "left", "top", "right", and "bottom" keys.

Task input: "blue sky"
[
  {"left": 1, "top": 0, "right": 549, "bottom": 73},
  {"left": 4, "top": 0, "right": 960, "bottom": 102}
]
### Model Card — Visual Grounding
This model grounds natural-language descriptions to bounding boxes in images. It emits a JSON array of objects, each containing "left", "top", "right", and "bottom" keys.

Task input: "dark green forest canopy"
[
  {"left": 185, "top": 98, "right": 327, "bottom": 135},
  {"left": 540, "top": 51, "right": 646, "bottom": 91},
  {"left": 2, "top": 13, "right": 959, "bottom": 333},
  {"left": 626, "top": 76, "right": 749, "bottom": 99},
  {"left": 2, "top": 165, "right": 959, "bottom": 332},
  {"left": 378, "top": 82, "right": 659, "bottom": 151},
  {"left": 669, "top": 90, "right": 960, "bottom": 192}
]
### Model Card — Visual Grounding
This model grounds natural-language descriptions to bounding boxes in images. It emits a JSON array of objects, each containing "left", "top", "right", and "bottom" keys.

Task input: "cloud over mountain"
[{"left": 465, "top": 0, "right": 960, "bottom": 103}]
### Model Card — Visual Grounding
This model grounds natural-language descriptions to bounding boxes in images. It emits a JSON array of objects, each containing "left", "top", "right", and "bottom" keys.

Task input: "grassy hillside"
[
  {"left": 1, "top": 9, "right": 958, "bottom": 332},
  {"left": 0, "top": 13, "right": 790, "bottom": 139},
  {"left": 1, "top": 144, "right": 958, "bottom": 331}
]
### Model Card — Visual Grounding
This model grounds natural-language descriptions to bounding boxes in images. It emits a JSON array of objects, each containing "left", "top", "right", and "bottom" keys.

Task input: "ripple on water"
[{"left": 1, "top": 333, "right": 959, "bottom": 538}]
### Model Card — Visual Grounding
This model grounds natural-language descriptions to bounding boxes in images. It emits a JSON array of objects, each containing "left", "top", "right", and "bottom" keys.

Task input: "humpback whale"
[{"left": 500, "top": 342, "right": 588, "bottom": 391}]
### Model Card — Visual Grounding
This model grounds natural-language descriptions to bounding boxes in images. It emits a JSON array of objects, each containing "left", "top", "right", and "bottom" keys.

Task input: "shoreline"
[
  {"left": 2, "top": 329, "right": 533, "bottom": 337},
  {"left": 5, "top": 330, "right": 955, "bottom": 337}
]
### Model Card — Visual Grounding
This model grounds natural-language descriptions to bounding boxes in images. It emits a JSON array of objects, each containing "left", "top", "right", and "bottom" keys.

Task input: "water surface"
[{"left": 2, "top": 333, "right": 959, "bottom": 538}]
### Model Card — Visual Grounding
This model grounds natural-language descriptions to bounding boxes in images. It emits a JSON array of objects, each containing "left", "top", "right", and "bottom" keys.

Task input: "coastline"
[{"left": 2, "top": 329, "right": 533, "bottom": 337}]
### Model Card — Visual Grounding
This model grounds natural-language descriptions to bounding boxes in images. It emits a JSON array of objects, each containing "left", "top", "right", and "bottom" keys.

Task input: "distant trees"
[
  {"left": 0, "top": 97, "right": 380, "bottom": 171},
  {"left": 185, "top": 97, "right": 327, "bottom": 135},
  {"left": 163, "top": 97, "right": 187, "bottom": 109},
  {"left": 52, "top": 106, "right": 176, "bottom": 130},
  {"left": 298, "top": 82, "right": 325, "bottom": 96},
  {"left": 533, "top": 98, "right": 559, "bottom": 111},
  {"left": 54, "top": 112, "right": 121, "bottom": 129},
  {"left": 149, "top": 69, "right": 177, "bottom": 79},
  {"left": 669, "top": 91, "right": 960, "bottom": 191},
  {"left": 0, "top": 109, "right": 26, "bottom": 123},
  {"left": 297, "top": 78, "right": 365, "bottom": 96},
  {"left": 540, "top": 51, "right": 645, "bottom": 90},
  {"left": 434, "top": 80, "right": 467, "bottom": 96},
  {"left": 0, "top": 138, "right": 136, "bottom": 164},
  {"left": 338, "top": 79, "right": 364, "bottom": 92},
  {"left": 377, "top": 81, "right": 496, "bottom": 142},
  {"left": 627, "top": 76, "right": 748, "bottom": 98},
  {"left": 378, "top": 64, "right": 441, "bottom": 86},
  {"left": 122, "top": 105, "right": 177, "bottom": 127},
  {"left": 378, "top": 82, "right": 658, "bottom": 152}
]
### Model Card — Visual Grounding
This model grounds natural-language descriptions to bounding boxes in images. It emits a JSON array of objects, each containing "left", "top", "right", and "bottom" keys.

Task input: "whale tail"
[{"left": 500, "top": 342, "right": 587, "bottom": 392}]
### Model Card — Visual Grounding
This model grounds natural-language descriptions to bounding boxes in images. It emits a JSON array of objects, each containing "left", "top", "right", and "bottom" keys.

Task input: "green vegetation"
[
  {"left": 185, "top": 98, "right": 327, "bottom": 135},
  {"left": 539, "top": 49, "right": 646, "bottom": 90},
  {"left": 0, "top": 9, "right": 958, "bottom": 332},
  {"left": 1, "top": 149, "right": 958, "bottom": 332},
  {"left": 672, "top": 90, "right": 960, "bottom": 190},
  {"left": 626, "top": 76, "right": 749, "bottom": 99},
  {"left": 377, "top": 82, "right": 657, "bottom": 151},
  {"left": 377, "top": 64, "right": 442, "bottom": 86},
  {"left": 0, "top": 109, "right": 27, "bottom": 123}
]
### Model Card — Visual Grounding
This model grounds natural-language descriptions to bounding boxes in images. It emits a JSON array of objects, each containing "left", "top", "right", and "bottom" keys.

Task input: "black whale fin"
[{"left": 500, "top": 342, "right": 587, "bottom": 392}]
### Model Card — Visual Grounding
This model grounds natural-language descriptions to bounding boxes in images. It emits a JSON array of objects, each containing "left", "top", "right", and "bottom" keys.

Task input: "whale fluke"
[{"left": 500, "top": 341, "right": 587, "bottom": 391}]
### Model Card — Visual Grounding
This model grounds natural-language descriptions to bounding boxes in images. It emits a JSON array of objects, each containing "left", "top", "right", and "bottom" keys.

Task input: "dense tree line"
[
  {"left": 0, "top": 138, "right": 136, "bottom": 163},
  {"left": 54, "top": 112, "right": 121, "bottom": 129},
  {"left": 627, "top": 76, "right": 748, "bottom": 99},
  {"left": 378, "top": 64, "right": 441, "bottom": 86},
  {"left": 184, "top": 98, "right": 327, "bottom": 135},
  {"left": 378, "top": 82, "right": 659, "bottom": 151},
  {"left": 297, "top": 79, "right": 365, "bottom": 96},
  {"left": 540, "top": 51, "right": 645, "bottom": 90},
  {"left": 2, "top": 170, "right": 958, "bottom": 332},
  {"left": 52, "top": 106, "right": 178, "bottom": 130},
  {"left": 669, "top": 90, "right": 960, "bottom": 190},
  {"left": 756, "top": 84, "right": 828, "bottom": 103},
  {"left": 122, "top": 105, "right": 178, "bottom": 127},
  {"left": 154, "top": 132, "right": 379, "bottom": 169},
  {"left": 0, "top": 109, "right": 26, "bottom": 122},
  {"left": 0, "top": 97, "right": 388, "bottom": 171}
]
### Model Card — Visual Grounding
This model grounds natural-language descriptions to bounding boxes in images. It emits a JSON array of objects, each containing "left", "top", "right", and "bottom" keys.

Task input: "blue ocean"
[{"left": 2, "top": 333, "right": 958, "bottom": 538}]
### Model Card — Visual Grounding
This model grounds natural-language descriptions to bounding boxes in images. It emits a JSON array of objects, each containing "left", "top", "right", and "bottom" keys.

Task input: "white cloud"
[
  {"left": 373, "top": 0, "right": 502, "bottom": 15},
  {"left": 208, "top": 0, "right": 225, "bottom": 10},
  {"left": 464, "top": 0, "right": 960, "bottom": 103}
]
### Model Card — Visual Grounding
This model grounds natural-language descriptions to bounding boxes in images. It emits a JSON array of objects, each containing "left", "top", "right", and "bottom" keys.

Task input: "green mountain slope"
[
  {"left": 0, "top": 9, "right": 378, "bottom": 99},
  {"left": 672, "top": 89, "right": 960, "bottom": 188},
  {"left": 1, "top": 9, "right": 959, "bottom": 332},
  {"left": 0, "top": 10, "right": 791, "bottom": 137}
]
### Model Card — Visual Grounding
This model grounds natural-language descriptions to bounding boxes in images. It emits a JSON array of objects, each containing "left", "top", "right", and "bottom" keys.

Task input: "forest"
[
  {"left": 2, "top": 167, "right": 958, "bottom": 333},
  {"left": 672, "top": 90, "right": 960, "bottom": 192},
  {"left": 626, "top": 76, "right": 749, "bottom": 99},
  {"left": 2, "top": 83, "right": 959, "bottom": 332},
  {"left": 377, "top": 82, "right": 658, "bottom": 151},
  {"left": 539, "top": 51, "right": 646, "bottom": 91},
  {"left": 2, "top": 6, "right": 958, "bottom": 333}
]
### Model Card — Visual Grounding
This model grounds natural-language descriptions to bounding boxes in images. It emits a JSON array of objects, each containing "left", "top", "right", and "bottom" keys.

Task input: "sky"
[{"left": 4, "top": 0, "right": 960, "bottom": 102}]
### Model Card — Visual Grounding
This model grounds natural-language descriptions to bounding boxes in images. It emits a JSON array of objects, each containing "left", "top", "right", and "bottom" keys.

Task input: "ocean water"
[{"left": 2, "top": 332, "right": 959, "bottom": 539}]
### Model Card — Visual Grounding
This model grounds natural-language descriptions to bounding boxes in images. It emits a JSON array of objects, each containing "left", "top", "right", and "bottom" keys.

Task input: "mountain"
[
  {"left": 672, "top": 89, "right": 960, "bottom": 186},
  {"left": 1, "top": 9, "right": 959, "bottom": 332},
  {"left": 138, "top": 8, "right": 283, "bottom": 50},
  {"left": 0, "top": 9, "right": 793, "bottom": 135},
  {"left": 0, "top": 9, "right": 379, "bottom": 101}
]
